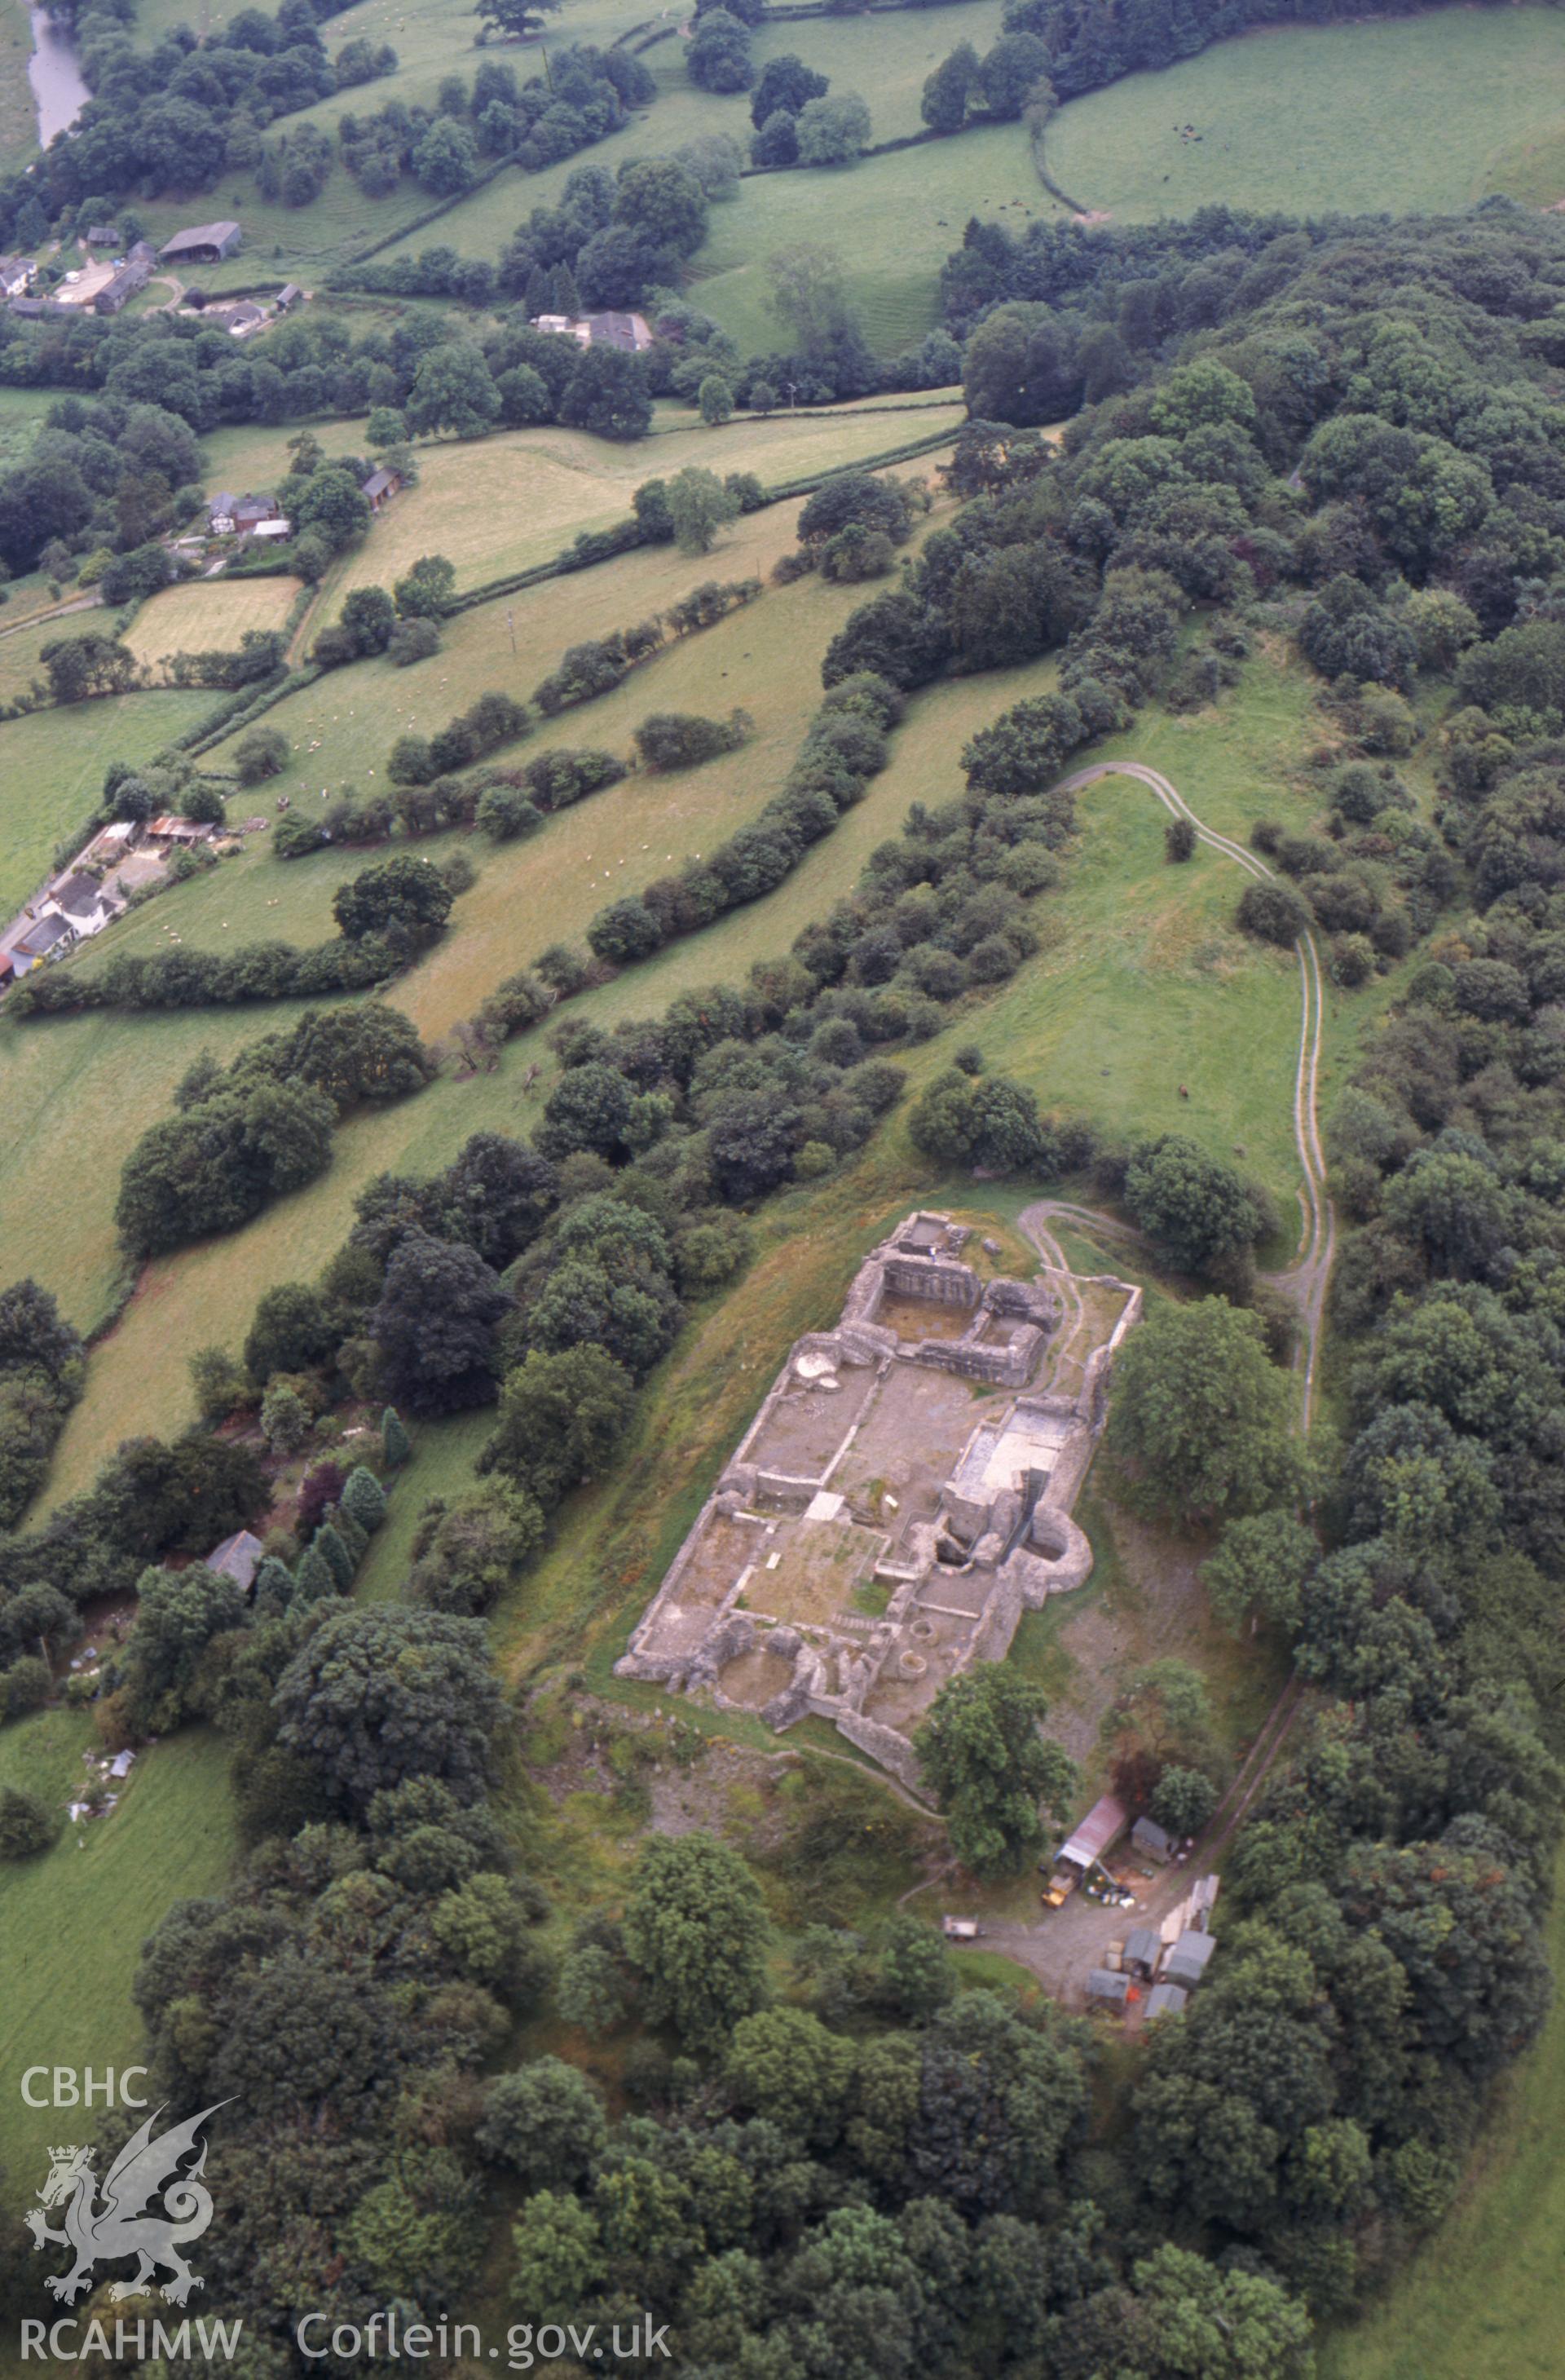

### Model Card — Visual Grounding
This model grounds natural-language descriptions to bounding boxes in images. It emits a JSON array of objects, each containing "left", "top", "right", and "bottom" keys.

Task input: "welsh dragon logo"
[{"left": 24, "top": 2102, "right": 229, "bottom": 2307}]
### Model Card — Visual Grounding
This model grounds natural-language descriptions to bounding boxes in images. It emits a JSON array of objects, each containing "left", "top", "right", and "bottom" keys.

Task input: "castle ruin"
[{"left": 616, "top": 1213, "right": 1141, "bottom": 1789}]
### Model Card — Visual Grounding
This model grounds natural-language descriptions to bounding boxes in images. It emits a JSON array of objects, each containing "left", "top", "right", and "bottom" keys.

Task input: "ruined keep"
[{"left": 616, "top": 1213, "right": 1141, "bottom": 1788}]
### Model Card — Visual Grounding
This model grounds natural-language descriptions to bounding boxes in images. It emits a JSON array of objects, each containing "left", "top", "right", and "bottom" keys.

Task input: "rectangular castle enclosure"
[
  {"left": 883, "top": 1255, "right": 979, "bottom": 1305},
  {"left": 617, "top": 1213, "right": 1140, "bottom": 1787}
]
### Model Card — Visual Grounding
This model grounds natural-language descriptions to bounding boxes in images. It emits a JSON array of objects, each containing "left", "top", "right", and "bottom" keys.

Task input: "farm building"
[
  {"left": 160, "top": 220, "right": 242, "bottom": 265},
  {"left": 360, "top": 466, "right": 402, "bottom": 512},
  {"left": 1132, "top": 1816, "right": 1176, "bottom": 1864},
  {"left": 1053, "top": 1795, "right": 1129, "bottom": 1883},
  {"left": 0, "top": 254, "right": 35, "bottom": 297},
  {"left": 146, "top": 815, "right": 215, "bottom": 845},
  {"left": 86, "top": 820, "right": 139, "bottom": 864},
  {"left": 7, "top": 295, "right": 55, "bottom": 317},
  {"left": 530, "top": 309, "right": 653, "bottom": 353},
  {"left": 206, "top": 1530, "right": 266, "bottom": 1593},
  {"left": 276, "top": 283, "right": 303, "bottom": 311},
  {"left": 1122, "top": 1926, "right": 1162, "bottom": 1979},
  {"left": 1144, "top": 1981, "right": 1189, "bottom": 2020},
  {"left": 1162, "top": 1931, "right": 1218, "bottom": 1990},
  {"left": 94, "top": 242, "right": 156, "bottom": 316},
  {"left": 84, "top": 223, "right": 117, "bottom": 247},
  {"left": 582, "top": 310, "right": 653, "bottom": 352},
  {"left": 1087, "top": 1968, "right": 1131, "bottom": 2010},
  {"left": 216, "top": 301, "right": 267, "bottom": 337}
]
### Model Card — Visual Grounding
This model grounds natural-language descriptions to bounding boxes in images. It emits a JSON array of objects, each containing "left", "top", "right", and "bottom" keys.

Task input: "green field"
[
  {"left": 0, "top": 607, "right": 105, "bottom": 708},
  {"left": 122, "top": 575, "right": 303, "bottom": 669},
  {"left": 0, "top": 690, "right": 215, "bottom": 922},
  {"left": 0, "top": 0, "right": 36, "bottom": 174},
  {"left": 1043, "top": 7, "right": 1565, "bottom": 222},
  {"left": 689, "top": 122, "right": 1038, "bottom": 356},
  {"left": 0, "top": 386, "right": 56, "bottom": 471},
  {"left": 1319, "top": 1846, "right": 1565, "bottom": 2380},
  {"left": 317, "top": 400, "right": 964, "bottom": 601},
  {"left": 748, "top": 2, "right": 1008, "bottom": 145},
  {"left": 398, "top": 117, "right": 1041, "bottom": 360},
  {"left": 29, "top": 600, "right": 1362, "bottom": 1511},
  {"left": 0, "top": 1714, "right": 237, "bottom": 2196}
]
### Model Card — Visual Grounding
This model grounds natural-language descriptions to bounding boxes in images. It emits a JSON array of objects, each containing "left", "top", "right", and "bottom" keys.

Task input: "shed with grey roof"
[
  {"left": 1122, "top": 1926, "right": 1162, "bottom": 1978},
  {"left": 160, "top": 221, "right": 242, "bottom": 264},
  {"left": 1144, "top": 1981, "right": 1189, "bottom": 2020},
  {"left": 205, "top": 1529, "right": 266, "bottom": 1594},
  {"left": 1087, "top": 1967, "right": 1131, "bottom": 2010},
  {"left": 1161, "top": 1931, "right": 1218, "bottom": 1990}
]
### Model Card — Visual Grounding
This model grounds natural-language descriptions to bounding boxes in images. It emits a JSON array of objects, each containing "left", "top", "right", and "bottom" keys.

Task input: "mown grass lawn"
[
  {"left": 122, "top": 576, "right": 303, "bottom": 670},
  {"left": 1043, "top": 7, "right": 1565, "bottom": 222},
  {"left": 0, "top": 1719, "right": 237, "bottom": 2201}
]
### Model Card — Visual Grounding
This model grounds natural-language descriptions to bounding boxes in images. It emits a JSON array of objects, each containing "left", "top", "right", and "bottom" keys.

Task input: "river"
[{"left": 27, "top": 5, "right": 90, "bottom": 147}]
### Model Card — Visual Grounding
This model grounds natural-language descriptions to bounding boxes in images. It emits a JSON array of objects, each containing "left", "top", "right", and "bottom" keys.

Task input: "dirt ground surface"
[{"left": 1039, "top": 1506, "right": 1215, "bottom": 1765}]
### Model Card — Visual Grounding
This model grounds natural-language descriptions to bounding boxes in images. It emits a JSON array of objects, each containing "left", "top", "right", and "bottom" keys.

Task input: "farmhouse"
[
  {"left": 159, "top": 220, "right": 242, "bottom": 266},
  {"left": 360, "top": 466, "right": 402, "bottom": 512},
  {"left": 619, "top": 1211, "right": 1140, "bottom": 1786},
  {"left": 46, "top": 873, "right": 123, "bottom": 938},
  {"left": 0, "top": 254, "right": 35, "bottom": 297},
  {"left": 209, "top": 491, "right": 280, "bottom": 536}
]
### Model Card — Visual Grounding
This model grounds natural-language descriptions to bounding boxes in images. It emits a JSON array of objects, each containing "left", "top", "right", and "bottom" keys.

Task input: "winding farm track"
[
  {"left": 1058, "top": 762, "right": 1337, "bottom": 1427},
  {"left": 981, "top": 765, "right": 1339, "bottom": 1985}
]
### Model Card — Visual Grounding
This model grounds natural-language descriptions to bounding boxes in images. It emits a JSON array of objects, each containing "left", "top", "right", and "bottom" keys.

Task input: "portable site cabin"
[
  {"left": 1087, "top": 1967, "right": 1131, "bottom": 2010},
  {"left": 1122, "top": 1925, "right": 1162, "bottom": 1978},
  {"left": 1043, "top": 1793, "right": 1129, "bottom": 1906},
  {"left": 1161, "top": 1931, "right": 1217, "bottom": 1990},
  {"left": 1144, "top": 1981, "right": 1189, "bottom": 2020}
]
